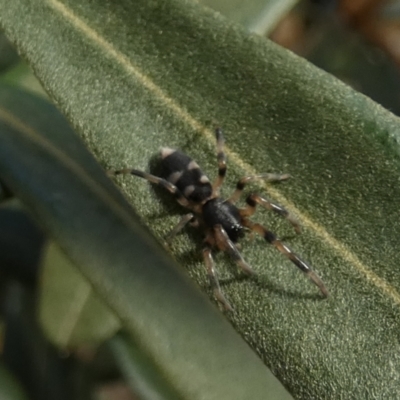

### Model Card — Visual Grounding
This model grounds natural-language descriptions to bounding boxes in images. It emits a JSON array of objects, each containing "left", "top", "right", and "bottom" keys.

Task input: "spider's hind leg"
[
  {"left": 165, "top": 213, "right": 196, "bottom": 244},
  {"left": 244, "top": 220, "right": 329, "bottom": 297},
  {"left": 203, "top": 243, "right": 234, "bottom": 312},
  {"left": 110, "top": 168, "right": 191, "bottom": 208}
]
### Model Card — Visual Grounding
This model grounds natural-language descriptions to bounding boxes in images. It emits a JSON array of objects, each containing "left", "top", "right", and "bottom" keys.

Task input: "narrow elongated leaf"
[
  {"left": 0, "top": 86, "right": 293, "bottom": 399},
  {"left": 109, "top": 333, "right": 184, "bottom": 400},
  {"left": 0, "top": 86, "right": 124, "bottom": 347},
  {"left": 1, "top": 0, "right": 400, "bottom": 398}
]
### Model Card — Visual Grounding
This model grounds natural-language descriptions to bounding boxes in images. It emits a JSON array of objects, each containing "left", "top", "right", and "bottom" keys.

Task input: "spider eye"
[{"left": 227, "top": 224, "right": 244, "bottom": 243}]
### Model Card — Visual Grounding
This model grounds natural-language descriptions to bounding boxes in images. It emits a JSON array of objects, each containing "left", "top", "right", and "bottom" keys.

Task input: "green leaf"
[
  {"left": 39, "top": 241, "right": 121, "bottom": 348},
  {"left": 0, "top": 84, "right": 292, "bottom": 400},
  {"left": 1, "top": 0, "right": 400, "bottom": 398}
]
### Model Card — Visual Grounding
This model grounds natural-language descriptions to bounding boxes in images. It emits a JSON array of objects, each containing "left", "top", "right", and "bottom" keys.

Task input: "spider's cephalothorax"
[
  {"left": 112, "top": 128, "right": 328, "bottom": 311},
  {"left": 202, "top": 198, "right": 245, "bottom": 243}
]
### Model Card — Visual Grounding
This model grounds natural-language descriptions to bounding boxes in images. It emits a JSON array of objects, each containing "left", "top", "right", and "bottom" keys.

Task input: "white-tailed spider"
[{"left": 111, "top": 128, "right": 328, "bottom": 311}]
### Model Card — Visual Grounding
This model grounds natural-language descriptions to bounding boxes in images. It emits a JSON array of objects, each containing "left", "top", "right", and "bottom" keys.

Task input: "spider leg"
[
  {"left": 243, "top": 220, "right": 329, "bottom": 297},
  {"left": 212, "top": 127, "right": 227, "bottom": 196},
  {"left": 240, "top": 194, "right": 301, "bottom": 234},
  {"left": 203, "top": 242, "right": 234, "bottom": 312},
  {"left": 165, "top": 213, "right": 195, "bottom": 244},
  {"left": 111, "top": 168, "right": 191, "bottom": 208},
  {"left": 214, "top": 224, "right": 255, "bottom": 276},
  {"left": 228, "top": 173, "right": 290, "bottom": 203}
]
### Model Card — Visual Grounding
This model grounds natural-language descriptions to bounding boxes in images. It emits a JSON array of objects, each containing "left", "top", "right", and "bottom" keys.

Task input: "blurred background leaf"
[
  {"left": 0, "top": 201, "right": 44, "bottom": 285},
  {"left": 199, "top": 0, "right": 301, "bottom": 34},
  {"left": 39, "top": 242, "right": 121, "bottom": 349},
  {"left": 0, "top": 33, "right": 19, "bottom": 73},
  {"left": 2, "top": 282, "right": 91, "bottom": 400},
  {"left": 0, "top": 360, "right": 29, "bottom": 400}
]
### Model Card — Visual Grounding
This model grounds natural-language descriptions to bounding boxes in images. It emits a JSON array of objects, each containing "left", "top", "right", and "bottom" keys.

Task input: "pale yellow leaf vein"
[{"left": 46, "top": 0, "right": 400, "bottom": 305}]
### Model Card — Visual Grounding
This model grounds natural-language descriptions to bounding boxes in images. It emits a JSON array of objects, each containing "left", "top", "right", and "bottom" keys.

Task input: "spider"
[{"left": 111, "top": 128, "right": 328, "bottom": 311}]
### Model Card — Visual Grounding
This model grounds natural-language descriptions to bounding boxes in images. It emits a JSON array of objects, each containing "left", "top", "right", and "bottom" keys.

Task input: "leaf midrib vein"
[{"left": 38, "top": 0, "right": 400, "bottom": 306}]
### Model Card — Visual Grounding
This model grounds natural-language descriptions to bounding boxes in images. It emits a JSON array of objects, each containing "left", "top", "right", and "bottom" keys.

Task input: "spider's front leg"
[
  {"left": 202, "top": 224, "right": 255, "bottom": 312},
  {"left": 244, "top": 220, "right": 329, "bottom": 297},
  {"left": 228, "top": 173, "right": 290, "bottom": 204},
  {"left": 213, "top": 224, "right": 255, "bottom": 276},
  {"left": 202, "top": 243, "right": 234, "bottom": 312},
  {"left": 241, "top": 194, "right": 301, "bottom": 234},
  {"left": 212, "top": 127, "right": 227, "bottom": 197}
]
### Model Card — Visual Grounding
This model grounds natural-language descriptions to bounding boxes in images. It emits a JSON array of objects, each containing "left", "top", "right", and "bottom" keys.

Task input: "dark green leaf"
[
  {"left": 0, "top": 204, "right": 44, "bottom": 284},
  {"left": 2, "top": 283, "right": 90, "bottom": 400},
  {"left": 1, "top": 0, "right": 400, "bottom": 398},
  {"left": 0, "top": 33, "right": 19, "bottom": 73},
  {"left": 109, "top": 332, "right": 184, "bottom": 400}
]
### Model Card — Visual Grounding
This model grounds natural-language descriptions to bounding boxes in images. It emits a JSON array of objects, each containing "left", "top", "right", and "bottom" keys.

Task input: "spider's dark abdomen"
[
  {"left": 202, "top": 198, "right": 244, "bottom": 243},
  {"left": 160, "top": 148, "right": 212, "bottom": 203}
]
